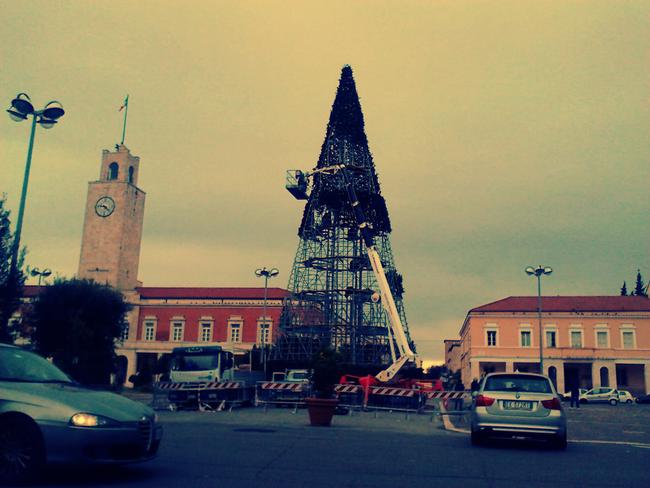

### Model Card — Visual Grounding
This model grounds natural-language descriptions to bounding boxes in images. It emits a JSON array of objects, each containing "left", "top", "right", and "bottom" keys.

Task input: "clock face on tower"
[{"left": 95, "top": 196, "right": 115, "bottom": 217}]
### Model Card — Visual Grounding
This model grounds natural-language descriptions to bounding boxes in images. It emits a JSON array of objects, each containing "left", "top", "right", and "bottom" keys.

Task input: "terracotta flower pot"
[{"left": 305, "top": 397, "right": 339, "bottom": 426}]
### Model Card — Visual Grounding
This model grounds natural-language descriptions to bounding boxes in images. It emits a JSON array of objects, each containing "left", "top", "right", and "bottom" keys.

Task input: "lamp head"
[
  {"left": 255, "top": 268, "right": 266, "bottom": 277},
  {"left": 10, "top": 93, "right": 34, "bottom": 118},
  {"left": 525, "top": 266, "right": 536, "bottom": 276},
  {"left": 42, "top": 269, "right": 52, "bottom": 277},
  {"left": 38, "top": 117, "right": 57, "bottom": 129},
  {"left": 42, "top": 101, "right": 64, "bottom": 120},
  {"left": 543, "top": 266, "right": 553, "bottom": 275},
  {"left": 30, "top": 268, "right": 40, "bottom": 277},
  {"left": 7, "top": 108, "right": 28, "bottom": 122},
  {"left": 269, "top": 268, "right": 279, "bottom": 277}
]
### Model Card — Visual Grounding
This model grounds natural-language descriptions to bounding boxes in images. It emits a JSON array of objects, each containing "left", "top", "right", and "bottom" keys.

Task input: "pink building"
[{"left": 458, "top": 296, "right": 650, "bottom": 395}]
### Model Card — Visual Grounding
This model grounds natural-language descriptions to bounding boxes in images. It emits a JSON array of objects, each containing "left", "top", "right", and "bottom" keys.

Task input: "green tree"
[
  {"left": 633, "top": 270, "right": 648, "bottom": 297},
  {"left": 0, "top": 195, "right": 26, "bottom": 344},
  {"left": 620, "top": 281, "right": 628, "bottom": 296},
  {"left": 31, "top": 278, "right": 130, "bottom": 385}
]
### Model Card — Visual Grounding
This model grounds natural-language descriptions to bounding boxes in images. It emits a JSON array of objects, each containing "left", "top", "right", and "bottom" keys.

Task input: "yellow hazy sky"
[{"left": 1, "top": 1, "right": 648, "bottom": 362}]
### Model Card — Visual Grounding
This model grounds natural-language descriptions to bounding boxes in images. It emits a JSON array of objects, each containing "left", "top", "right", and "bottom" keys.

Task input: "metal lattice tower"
[{"left": 276, "top": 65, "right": 415, "bottom": 366}]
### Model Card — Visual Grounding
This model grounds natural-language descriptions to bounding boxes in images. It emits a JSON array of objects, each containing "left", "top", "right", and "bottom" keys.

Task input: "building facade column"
[
  {"left": 645, "top": 362, "right": 650, "bottom": 395},
  {"left": 592, "top": 361, "right": 616, "bottom": 389},
  {"left": 505, "top": 360, "right": 514, "bottom": 373}
]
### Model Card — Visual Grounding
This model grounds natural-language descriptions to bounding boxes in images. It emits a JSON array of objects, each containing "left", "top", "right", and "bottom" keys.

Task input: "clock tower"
[{"left": 78, "top": 144, "right": 145, "bottom": 290}]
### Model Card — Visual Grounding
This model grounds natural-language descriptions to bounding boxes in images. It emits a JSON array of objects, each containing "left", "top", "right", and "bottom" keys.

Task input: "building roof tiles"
[{"left": 470, "top": 296, "right": 650, "bottom": 313}]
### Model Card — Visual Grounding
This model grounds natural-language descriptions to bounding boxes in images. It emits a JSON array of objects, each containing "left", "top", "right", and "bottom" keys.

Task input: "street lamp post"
[
  {"left": 29, "top": 267, "right": 52, "bottom": 286},
  {"left": 255, "top": 267, "right": 279, "bottom": 377},
  {"left": 6, "top": 94, "right": 65, "bottom": 279},
  {"left": 525, "top": 265, "right": 553, "bottom": 374}
]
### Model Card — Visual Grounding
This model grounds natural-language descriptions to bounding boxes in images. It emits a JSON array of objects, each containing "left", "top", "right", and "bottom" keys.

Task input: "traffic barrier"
[
  {"left": 421, "top": 390, "right": 471, "bottom": 412},
  {"left": 152, "top": 382, "right": 253, "bottom": 411},
  {"left": 255, "top": 382, "right": 313, "bottom": 406},
  {"left": 334, "top": 384, "right": 364, "bottom": 408},
  {"left": 366, "top": 386, "right": 422, "bottom": 412}
]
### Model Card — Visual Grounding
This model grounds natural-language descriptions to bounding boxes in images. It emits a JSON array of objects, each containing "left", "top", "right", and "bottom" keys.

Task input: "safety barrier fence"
[
  {"left": 255, "top": 382, "right": 313, "bottom": 406},
  {"left": 154, "top": 381, "right": 471, "bottom": 414},
  {"left": 152, "top": 381, "right": 254, "bottom": 411}
]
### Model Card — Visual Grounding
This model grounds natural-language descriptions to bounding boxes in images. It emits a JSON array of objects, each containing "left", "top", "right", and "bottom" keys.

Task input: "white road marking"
[{"left": 570, "top": 439, "right": 650, "bottom": 449}]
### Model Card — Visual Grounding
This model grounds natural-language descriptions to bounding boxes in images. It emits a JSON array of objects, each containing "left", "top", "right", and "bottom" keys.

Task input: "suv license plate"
[{"left": 503, "top": 400, "right": 533, "bottom": 410}]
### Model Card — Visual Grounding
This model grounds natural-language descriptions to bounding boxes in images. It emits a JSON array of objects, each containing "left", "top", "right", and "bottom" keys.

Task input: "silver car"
[
  {"left": 0, "top": 344, "right": 162, "bottom": 483},
  {"left": 470, "top": 372, "right": 567, "bottom": 449}
]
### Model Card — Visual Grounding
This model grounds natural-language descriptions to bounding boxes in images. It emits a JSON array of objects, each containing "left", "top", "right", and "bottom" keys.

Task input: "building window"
[
  {"left": 171, "top": 321, "right": 184, "bottom": 342},
  {"left": 200, "top": 322, "right": 212, "bottom": 342},
  {"left": 545, "top": 330, "right": 557, "bottom": 348},
  {"left": 120, "top": 320, "right": 130, "bottom": 342},
  {"left": 143, "top": 321, "right": 156, "bottom": 341},
  {"left": 258, "top": 321, "right": 271, "bottom": 345},
  {"left": 596, "top": 330, "right": 609, "bottom": 348},
  {"left": 128, "top": 166, "right": 134, "bottom": 183},
  {"left": 621, "top": 330, "right": 636, "bottom": 349},
  {"left": 520, "top": 330, "right": 532, "bottom": 347},
  {"left": 570, "top": 330, "right": 583, "bottom": 348},
  {"left": 229, "top": 323, "right": 241, "bottom": 343},
  {"left": 108, "top": 162, "right": 119, "bottom": 180},
  {"left": 486, "top": 330, "right": 497, "bottom": 347}
]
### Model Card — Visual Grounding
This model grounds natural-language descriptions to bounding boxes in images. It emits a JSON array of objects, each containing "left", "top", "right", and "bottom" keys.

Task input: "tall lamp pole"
[
  {"left": 525, "top": 265, "right": 553, "bottom": 374},
  {"left": 29, "top": 267, "right": 52, "bottom": 286},
  {"left": 6, "top": 94, "right": 65, "bottom": 279},
  {"left": 255, "top": 267, "right": 279, "bottom": 377}
]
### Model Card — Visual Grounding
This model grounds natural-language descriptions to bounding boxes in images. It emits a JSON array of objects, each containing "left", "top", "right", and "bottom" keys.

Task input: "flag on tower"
[{"left": 119, "top": 95, "right": 129, "bottom": 112}]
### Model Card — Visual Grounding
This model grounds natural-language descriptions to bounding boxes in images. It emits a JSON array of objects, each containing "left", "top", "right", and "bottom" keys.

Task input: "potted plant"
[{"left": 305, "top": 348, "right": 341, "bottom": 426}]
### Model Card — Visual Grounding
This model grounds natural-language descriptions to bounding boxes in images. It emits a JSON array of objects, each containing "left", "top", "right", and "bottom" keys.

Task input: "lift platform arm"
[{"left": 307, "top": 164, "right": 416, "bottom": 382}]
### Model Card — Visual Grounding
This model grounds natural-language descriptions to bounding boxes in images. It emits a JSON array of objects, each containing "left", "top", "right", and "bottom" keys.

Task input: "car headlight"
[{"left": 70, "top": 413, "right": 119, "bottom": 427}]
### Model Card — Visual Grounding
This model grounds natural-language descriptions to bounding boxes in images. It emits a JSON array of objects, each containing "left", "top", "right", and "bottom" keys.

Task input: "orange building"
[{"left": 457, "top": 296, "right": 650, "bottom": 395}]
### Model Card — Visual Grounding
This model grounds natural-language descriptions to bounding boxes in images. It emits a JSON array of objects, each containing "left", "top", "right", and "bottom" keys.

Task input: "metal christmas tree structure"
[{"left": 276, "top": 65, "right": 415, "bottom": 366}]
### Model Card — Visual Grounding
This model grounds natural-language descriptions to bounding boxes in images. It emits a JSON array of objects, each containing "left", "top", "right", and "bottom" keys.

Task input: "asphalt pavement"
[{"left": 30, "top": 404, "right": 650, "bottom": 488}]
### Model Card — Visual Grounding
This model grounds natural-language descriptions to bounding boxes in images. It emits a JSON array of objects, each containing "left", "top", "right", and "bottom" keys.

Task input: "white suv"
[{"left": 580, "top": 387, "right": 619, "bottom": 405}]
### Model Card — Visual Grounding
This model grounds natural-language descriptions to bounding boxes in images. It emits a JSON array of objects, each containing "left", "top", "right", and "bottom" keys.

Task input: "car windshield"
[
  {"left": 291, "top": 371, "right": 309, "bottom": 380},
  {"left": 484, "top": 375, "right": 552, "bottom": 394},
  {"left": 171, "top": 354, "right": 218, "bottom": 371},
  {"left": 0, "top": 348, "right": 72, "bottom": 383}
]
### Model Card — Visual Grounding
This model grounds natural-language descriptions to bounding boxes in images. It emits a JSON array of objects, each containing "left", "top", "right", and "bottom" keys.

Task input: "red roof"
[
  {"left": 136, "top": 287, "right": 289, "bottom": 300},
  {"left": 471, "top": 296, "right": 650, "bottom": 313}
]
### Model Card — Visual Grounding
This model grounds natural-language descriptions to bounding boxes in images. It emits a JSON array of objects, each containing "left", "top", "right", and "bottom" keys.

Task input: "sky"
[{"left": 1, "top": 1, "right": 648, "bottom": 364}]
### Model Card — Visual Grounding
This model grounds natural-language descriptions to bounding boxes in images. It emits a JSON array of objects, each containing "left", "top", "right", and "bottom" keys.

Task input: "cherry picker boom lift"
[{"left": 286, "top": 164, "right": 417, "bottom": 383}]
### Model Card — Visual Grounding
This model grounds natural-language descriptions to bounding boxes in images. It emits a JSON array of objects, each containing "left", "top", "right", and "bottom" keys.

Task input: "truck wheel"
[{"left": 0, "top": 416, "right": 45, "bottom": 484}]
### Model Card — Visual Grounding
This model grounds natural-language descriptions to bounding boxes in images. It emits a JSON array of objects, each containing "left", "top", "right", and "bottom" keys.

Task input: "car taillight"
[
  {"left": 476, "top": 394, "right": 495, "bottom": 407},
  {"left": 541, "top": 398, "right": 562, "bottom": 410}
]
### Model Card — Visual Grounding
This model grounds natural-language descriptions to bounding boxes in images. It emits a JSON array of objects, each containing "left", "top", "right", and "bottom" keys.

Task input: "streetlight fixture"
[
  {"left": 6, "top": 93, "right": 65, "bottom": 279},
  {"left": 525, "top": 265, "right": 553, "bottom": 374},
  {"left": 255, "top": 267, "right": 279, "bottom": 376},
  {"left": 29, "top": 267, "right": 52, "bottom": 286}
]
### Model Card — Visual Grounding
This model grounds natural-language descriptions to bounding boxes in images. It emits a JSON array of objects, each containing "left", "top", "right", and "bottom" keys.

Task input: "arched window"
[
  {"left": 128, "top": 166, "right": 134, "bottom": 184},
  {"left": 600, "top": 366, "right": 609, "bottom": 387},
  {"left": 548, "top": 366, "right": 557, "bottom": 389},
  {"left": 108, "top": 162, "right": 119, "bottom": 180}
]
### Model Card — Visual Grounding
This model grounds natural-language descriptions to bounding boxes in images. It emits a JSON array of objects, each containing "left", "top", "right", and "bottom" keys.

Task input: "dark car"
[
  {"left": 635, "top": 394, "right": 650, "bottom": 404},
  {"left": 0, "top": 344, "right": 162, "bottom": 483}
]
